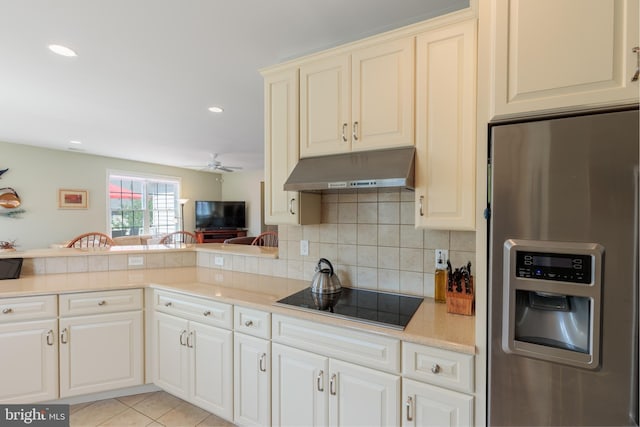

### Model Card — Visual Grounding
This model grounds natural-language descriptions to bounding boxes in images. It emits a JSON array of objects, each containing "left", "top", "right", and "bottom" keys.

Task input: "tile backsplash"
[{"left": 277, "top": 189, "right": 475, "bottom": 298}]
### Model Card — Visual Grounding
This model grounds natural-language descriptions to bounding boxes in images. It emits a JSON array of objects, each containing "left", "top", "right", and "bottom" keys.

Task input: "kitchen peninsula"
[{"left": 0, "top": 244, "right": 475, "bottom": 426}]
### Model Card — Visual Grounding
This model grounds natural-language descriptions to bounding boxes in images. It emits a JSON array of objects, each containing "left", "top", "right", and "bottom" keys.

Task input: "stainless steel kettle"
[{"left": 310, "top": 258, "right": 342, "bottom": 294}]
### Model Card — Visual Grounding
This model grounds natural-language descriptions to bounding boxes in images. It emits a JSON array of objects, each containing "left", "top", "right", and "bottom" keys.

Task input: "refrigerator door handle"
[{"left": 632, "top": 166, "right": 639, "bottom": 426}]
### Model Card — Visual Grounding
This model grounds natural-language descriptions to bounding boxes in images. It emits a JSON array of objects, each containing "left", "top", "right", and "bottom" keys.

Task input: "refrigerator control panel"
[{"left": 515, "top": 251, "right": 592, "bottom": 284}]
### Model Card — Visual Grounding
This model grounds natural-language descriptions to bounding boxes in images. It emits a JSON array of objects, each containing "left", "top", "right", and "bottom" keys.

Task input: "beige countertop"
[
  {"left": 0, "top": 267, "right": 475, "bottom": 354},
  {"left": 0, "top": 243, "right": 278, "bottom": 258}
]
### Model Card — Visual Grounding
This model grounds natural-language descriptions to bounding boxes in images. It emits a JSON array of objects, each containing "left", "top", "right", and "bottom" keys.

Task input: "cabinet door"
[
  {"left": 402, "top": 378, "right": 473, "bottom": 427},
  {"left": 415, "top": 19, "right": 476, "bottom": 230},
  {"left": 234, "top": 333, "right": 271, "bottom": 426},
  {"left": 272, "top": 343, "right": 329, "bottom": 427},
  {"left": 59, "top": 311, "right": 143, "bottom": 398},
  {"left": 329, "top": 359, "right": 400, "bottom": 427},
  {"left": 264, "top": 67, "right": 321, "bottom": 225},
  {"left": 300, "top": 54, "right": 351, "bottom": 157},
  {"left": 0, "top": 319, "right": 58, "bottom": 403},
  {"left": 152, "top": 311, "right": 189, "bottom": 400},
  {"left": 492, "top": 0, "right": 639, "bottom": 117},
  {"left": 352, "top": 37, "right": 415, "bottom": 151},
  {"left": 190, "top": 321, "right": 233, "bottom": 420}
]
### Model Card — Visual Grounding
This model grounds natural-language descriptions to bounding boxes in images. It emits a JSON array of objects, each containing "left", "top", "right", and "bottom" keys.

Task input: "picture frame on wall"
[{"left": 58, "top": 189, "right": 88, "bottom": 209}]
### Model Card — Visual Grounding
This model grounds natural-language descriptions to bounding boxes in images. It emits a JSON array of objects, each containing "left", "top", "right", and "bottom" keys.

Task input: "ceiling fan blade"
[{"left": 217, "top": 166, "right": 235, "bottom": 172}]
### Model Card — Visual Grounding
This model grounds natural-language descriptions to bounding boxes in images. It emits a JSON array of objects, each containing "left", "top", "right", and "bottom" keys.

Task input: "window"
[{"left": 108, "top": 172, "right": 181, "bottom": 238}]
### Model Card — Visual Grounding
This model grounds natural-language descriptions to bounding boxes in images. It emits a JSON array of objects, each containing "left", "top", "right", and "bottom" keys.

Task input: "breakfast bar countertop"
[{"left": 0, "top": 266, "right": 476, "bottom": 354}]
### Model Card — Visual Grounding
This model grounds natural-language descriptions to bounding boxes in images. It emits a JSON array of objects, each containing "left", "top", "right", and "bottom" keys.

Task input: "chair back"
[
  {"left": 251, "top": 231, "right": 278, "bottom": 247},
  {"left": 66, "top": 232, "right": 115, "bottom": 248},
  {"left": 159, "top": 231, "right": 197, "bottom": 244}
]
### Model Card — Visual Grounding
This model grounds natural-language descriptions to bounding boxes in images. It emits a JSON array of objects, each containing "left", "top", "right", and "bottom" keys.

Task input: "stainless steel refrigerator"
[{"left": 487, "top": 107, "right": 639, "bottom": 426}]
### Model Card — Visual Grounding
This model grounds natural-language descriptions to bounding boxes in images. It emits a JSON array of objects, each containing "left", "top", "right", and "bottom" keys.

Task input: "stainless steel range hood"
[{"left": 283, "top": 146, "right": 415, "bottom": 192}]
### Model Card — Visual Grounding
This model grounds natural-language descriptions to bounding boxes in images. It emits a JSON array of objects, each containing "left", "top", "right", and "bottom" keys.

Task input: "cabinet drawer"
[
  {"left": 154, "top": 290, "right": 232, "bottom": 329},
  {"left": 272, "top": 314, "right": 400, "bottom": 373},
  {"left": 0, "top": 295, "right": 57, "bottom": 322},
  {"left": 59, "top": 289, "right": 142, "bottom": 316},
  {"left": 402, "top": 341, "right": 474, "bottom": 393},
  {"left": 234, "top": 306, "right": 270, "bottom": 339}
]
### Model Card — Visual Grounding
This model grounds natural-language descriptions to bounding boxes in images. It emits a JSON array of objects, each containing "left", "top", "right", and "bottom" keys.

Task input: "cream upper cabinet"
[
  {"left": 414, "top": 19, "right": 477, "bottom": 230},
  {"left": 491, "top": 0, "right": 640, "bottom": 118},
  {"left": 300, "top": 37, "right": 415, "bottom": 158},
  {"left": 263, "top": 67, "right": 321, "bottom": 225}
]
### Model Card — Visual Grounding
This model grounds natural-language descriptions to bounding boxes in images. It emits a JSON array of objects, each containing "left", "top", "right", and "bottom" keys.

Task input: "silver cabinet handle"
[
  {"left": 2, "top": 308, "right": 13, "bottom": 314},
  {"left": 164, "top": 302, "right": 172, "bottom": 307},
  {"left": 317, "top": 370, "right": 324, "bottom": 392},
  {"left": 187, "top": 331, "right": 194, "bottom": 348},
  {"left": 342, "top": 123, "right": 348, "bottom": 142},
  {"left": 419, "top": 195, "right": 425, "bottom": 217},
  {"left": 352, "top": 121, "right": 359, "bottom": 141},
  {"left": 203, "top": 310, "right": 212, "bottom": 317},
  {"left": 632, "top": 47, "right": 639, "bottom": 82},
  {"left": 98, "top": 300, "right": 106, "bottom": 306},
  {"left": 289, "top": 198, "right": 296, "bottom": 215},
  {"left": 244, "top": 320, "right": 254, "bottom": 327},
  {"left": 179, "top": 330, "right": 187, "bottom": 346},
  {"left": 329, "top": 373, "right": 337, "bottom": 395},
  {"left": 406, "top": 396, "right": 414, "bottom": 421},
  {"left": 259, "top": 353, "right": 267, "bottom": 372},
  {"left": 60, "top": 328, "right": 68, "bottom": 344},
  {"left": 431, "top": 364, "right": 441, "bottom": 374},
  {"left": 46, "top": 329, "right": 54, "bottom": 346}
]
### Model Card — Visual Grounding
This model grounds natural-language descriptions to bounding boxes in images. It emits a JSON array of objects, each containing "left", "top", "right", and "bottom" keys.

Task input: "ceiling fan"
[{"left": 187, "top": 153, "right": 243, "bottom": 173}]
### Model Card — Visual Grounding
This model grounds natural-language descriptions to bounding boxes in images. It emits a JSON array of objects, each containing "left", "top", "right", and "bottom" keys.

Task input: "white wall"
[
  {"left": 220, "top": 170, "right": 264, "bottom": 237},
  {"left": 0, "top": 141, "right": 222, "bottom": 250}
]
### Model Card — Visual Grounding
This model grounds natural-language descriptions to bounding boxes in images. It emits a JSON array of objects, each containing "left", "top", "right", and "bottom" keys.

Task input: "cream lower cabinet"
[
  {"left": 490, "top": 0, "right": 639, "bottom": 118},
  {"left": 272, "top": 343, "right": 400, "bottom": 427},
  {"left": 402, "top": 342, "right": 475, "bottom": 427},
  {"left": 234, "top": 332, "right": 271, "bottom": 426},
  {"left": 58, "top": 290, "right": 143, "bottom": 398},
  {"left": 272, "top": 314, "right": 401, "bottom": 427},
  {"left": 151, "top": 290, "right": 233, "bottom": 421},
  {"left": 263, "top": 67, "right": 321, "bottom": 225},
  {"left": 414, "top": 18, "right": 477, "bottom": 231},
  {"left": 0, "top": 294, "right": 58, "bottom": 403}
]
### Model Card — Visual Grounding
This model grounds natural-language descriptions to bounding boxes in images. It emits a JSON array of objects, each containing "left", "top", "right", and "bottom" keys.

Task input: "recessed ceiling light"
[
  {"left": 69, "top": 140, "right": 82, "bottom": 145},
  {"left": 208, "top": 106, "right": 224, "bottom": 113},
  {"left": 48, "top": 44, "right": 77, "bottom": 57}
]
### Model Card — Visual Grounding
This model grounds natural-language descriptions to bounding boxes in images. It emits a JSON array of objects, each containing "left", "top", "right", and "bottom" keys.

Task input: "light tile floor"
[{"left": 70, "top": 391, "right": 235, "bottom": 427}]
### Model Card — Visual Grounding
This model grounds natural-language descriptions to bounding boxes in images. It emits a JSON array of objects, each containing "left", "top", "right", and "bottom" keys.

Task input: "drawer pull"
[
  {"left": 98, "top": 300, "right": 107, "bottom": 306},
  {"left": 406, "top": 396, "right": 414, "bottom": 421},
  {"left": 60, "top": 328, "right": 68, "bottom": 344},
  {"left": 419, "top": 195, "right": 425, "bottom": 217},
  {"left": 46, "top": 329, "right": 54, "bottom": 346},
  {"left": 244, "top": 320, "right": 254, "bottom": 327},
  {"left": 317, "top": 370, "right": 324, "bottom": 392},
  {"left": 431, "top": 364, "right": 441, "bottom": 374},
  {"left": 329, "top": 373, "right": 337, "bottom": 396},
  {"left": 203, "top": 310, "right": 212, "bottom": 317},
  {"left": 164, "top": 302, "right": 173, "bottom": 307},
  {"left": 259, "top": 353, "right": 267, "bottom": 372},
  {"left": 2, "top": 308, "right": 13, "bottom": 314},
  {"left": 179, "top": 330, "right": 187, "bottom": 346}
]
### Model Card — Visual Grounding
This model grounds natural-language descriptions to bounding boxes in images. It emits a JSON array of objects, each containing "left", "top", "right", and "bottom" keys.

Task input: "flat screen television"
[{"left": 195, "top": 201, "right": 246, "bottom": 230}]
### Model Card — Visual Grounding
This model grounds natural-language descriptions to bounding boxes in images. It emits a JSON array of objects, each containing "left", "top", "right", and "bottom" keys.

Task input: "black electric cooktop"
[{"left": 275, "top": 287, "right": 423, "bottom": 330}]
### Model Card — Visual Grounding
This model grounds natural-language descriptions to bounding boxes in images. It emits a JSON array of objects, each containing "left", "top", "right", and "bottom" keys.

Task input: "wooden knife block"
[{"left": 446, "top": 276, "right": 475, "bottom": 316}]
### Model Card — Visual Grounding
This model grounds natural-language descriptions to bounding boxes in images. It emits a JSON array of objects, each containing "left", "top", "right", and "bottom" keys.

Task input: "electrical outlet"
[
  {"left": 128, "top": 255, "right": 144, "bottom": 266},
  {"left": 435, "top": 249, "right": 448, "bottom": 270},
  {"left": 300, "top": 240, "right": 309, "bottom": 256},
  {"left": 214, "top": 256, "right": 224, "bottom": 266}
]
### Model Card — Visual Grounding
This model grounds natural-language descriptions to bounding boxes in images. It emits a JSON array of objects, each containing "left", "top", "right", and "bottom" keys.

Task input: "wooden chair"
[
  {"left": 66, "top": 232, "right": 115, "bottom": 248},
  {"left": 251, "top": 231, "right": 278, "bottom": 247},
  {"left": 159, "top": 231, "right": 198, "bottom": 244}
]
